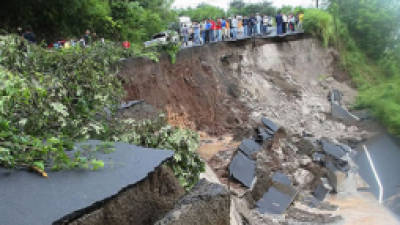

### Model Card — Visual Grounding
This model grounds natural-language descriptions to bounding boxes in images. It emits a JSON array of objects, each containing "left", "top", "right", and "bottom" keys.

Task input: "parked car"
[{"left": 144, "top": 31, "right": 179, "bottom": 48}]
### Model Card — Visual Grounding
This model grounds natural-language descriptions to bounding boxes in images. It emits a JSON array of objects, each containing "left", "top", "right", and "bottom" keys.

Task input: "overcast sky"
[{"left": 172, "top": 0, "right": 315, "bottom": 10}]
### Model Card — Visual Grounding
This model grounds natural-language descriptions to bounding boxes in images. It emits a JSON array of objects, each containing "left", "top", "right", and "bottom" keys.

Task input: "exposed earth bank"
[{"left": 119, "top": 37, "right": 398, "bottom": 225}]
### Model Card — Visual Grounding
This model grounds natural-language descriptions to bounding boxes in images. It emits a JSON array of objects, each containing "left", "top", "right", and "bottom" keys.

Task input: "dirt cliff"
[{"left": 120, "top": 37, "right": 362, "bottom": 141}]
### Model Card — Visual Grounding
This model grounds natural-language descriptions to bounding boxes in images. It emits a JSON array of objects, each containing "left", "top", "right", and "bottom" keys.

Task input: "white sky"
[{"left": 172, "top": 0, "right": 315, "bottom": 10}]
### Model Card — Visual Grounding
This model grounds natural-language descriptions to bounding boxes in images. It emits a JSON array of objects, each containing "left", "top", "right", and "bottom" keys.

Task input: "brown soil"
[{"left": 119, "top": 45, "right": 252, "bottom": 136}]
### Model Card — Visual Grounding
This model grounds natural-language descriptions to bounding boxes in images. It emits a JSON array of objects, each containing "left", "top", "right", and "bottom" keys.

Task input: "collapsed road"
[
  {"left": 120, "top": 35, "right": 400, "bottom": 224},
  {"left": 3, "top": 34, "right": 400, "bottom": 225}
]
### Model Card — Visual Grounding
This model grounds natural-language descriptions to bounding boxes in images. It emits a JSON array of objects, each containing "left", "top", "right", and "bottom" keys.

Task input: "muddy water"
[
  {"left": 197, "top": 135, "right": 239, "bottom": 161},
  {"left": 329, "top": 193, "right": 400, "bottom": 225}
]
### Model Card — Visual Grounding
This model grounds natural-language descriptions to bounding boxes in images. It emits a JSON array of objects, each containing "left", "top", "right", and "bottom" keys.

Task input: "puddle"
[{"left": 197, "top": 135, "right": 239, "bottom": 161}]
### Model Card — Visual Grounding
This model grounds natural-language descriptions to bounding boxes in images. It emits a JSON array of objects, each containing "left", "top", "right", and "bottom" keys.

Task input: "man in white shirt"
[
  {"left": 231, "top": 16, "right": 238, "bottom": 39},
  {"left": 256, "top": 13, "right": 262, "bottom": 35}
]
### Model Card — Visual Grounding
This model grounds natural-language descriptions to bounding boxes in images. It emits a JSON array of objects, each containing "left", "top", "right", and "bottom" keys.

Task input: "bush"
[
  {"left": 303, "top": 9, "right": 336, "bottom": 47},
  {"left": 115, "top": 115, "right": 205, "bottom": 190},
  {"left": 0, "top": 36, "right": 202, "bottom": 189}
]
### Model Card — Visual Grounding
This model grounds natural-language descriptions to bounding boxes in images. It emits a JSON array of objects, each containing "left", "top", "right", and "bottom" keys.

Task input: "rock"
[
  {"left": 299, "top": 192, "right": 338, "bottom": 211},
  {"left": 313, "top": 177, "right": 333, "bottom": 201},
  {"left": 286, "top": 207, "right": 342, "bottom": 224},
  {"left": 293, "top": 168, "right": 314, "bottom": 188},
  {"left": 298, "top": 155, "right": 312, "bottom": 166},
  {"left": 326, "top": 161, "right": 348, "bottom": 193},
  {"left": 295, "top": 138, "right": 320, "bottom": 156},
  {"left": 154, "top": 179, "right": 230, "bottom": 225},
  {"left": 312, "top": 152, "right": 326, "bottom": 164}
]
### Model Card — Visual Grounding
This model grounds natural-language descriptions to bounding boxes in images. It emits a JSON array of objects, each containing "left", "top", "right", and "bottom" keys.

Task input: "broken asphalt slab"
[
  {"left": 256, "top": 172, "right": 298, "bottom": 215},
  {"left": 0, "top": 140, "right": 173, "bottom": 225},
  {"left": 256, "top": 186, "right": 297, "bottom": 215},
  {"left": 261, "top": 117, "right": 279, "bottom": 133},
  {"left": 331, "top": 102, "right": 360, "bottom": 122},
  {"left": 320, "top": 140, "right": 347, "bottom": 160},
  {"left": 229, "top": 151, "right": 256, "bottom": 188},
  {"left": 238, "top": 139, "right": 262, "bottom": 158}
]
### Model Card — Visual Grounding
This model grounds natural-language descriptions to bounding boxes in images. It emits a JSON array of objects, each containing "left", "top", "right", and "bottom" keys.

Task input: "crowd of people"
[{"left": 180, "top": 11, "right": 304, "bottom": 47}]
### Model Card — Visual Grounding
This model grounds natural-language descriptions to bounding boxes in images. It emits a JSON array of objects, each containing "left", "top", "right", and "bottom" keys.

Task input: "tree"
[{"left": 177, "top": 3, "right": 226, "bottom": 21}]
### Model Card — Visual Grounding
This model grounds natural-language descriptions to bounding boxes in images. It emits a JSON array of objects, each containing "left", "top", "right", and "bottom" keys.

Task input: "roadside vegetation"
[
  {"left": 303, "top": 0, "right": 400, "bottom": 135},
  {"left": 0, "top": 35, "right": 202, "bottom": 189}
]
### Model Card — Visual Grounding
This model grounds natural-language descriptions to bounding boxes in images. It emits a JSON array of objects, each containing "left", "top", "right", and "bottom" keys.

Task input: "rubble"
[
  {"left": 294, "top": 168, "right": 314, "bottom": 188},
  {"left": 313, "top": 178, "right": 333, "bottom": 201},
  {"left": 154, "top": 179, "right": 230, "bottom": 225}
]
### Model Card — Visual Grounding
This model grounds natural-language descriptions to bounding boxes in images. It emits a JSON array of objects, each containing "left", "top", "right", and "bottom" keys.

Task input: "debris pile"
[{"left": 210, "top": 116, "right": 364, "bottom": 224}]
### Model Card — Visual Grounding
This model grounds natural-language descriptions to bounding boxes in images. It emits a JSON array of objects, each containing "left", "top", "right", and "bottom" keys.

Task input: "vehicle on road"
[{"left": 144, "top": 31, "right": 179, "bottom": 48}]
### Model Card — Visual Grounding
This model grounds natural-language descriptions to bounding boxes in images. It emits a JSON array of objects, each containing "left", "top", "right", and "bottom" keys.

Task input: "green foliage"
[
  {"left": 329, "top": 0, "right": 400, "bottom": 59},
  {"left": 303, "top": 9, "right": 335, "bottom": 47},
  {"left": 0, "top": 0, "right": 177, "bottom": 43},
  {"left": 0, "top": 35, "right": 128, "bottom": 171},
  {"left": 114, "top": 115, "right": 205, "bottom": 190},
  {"left": 304, "top": 5, "right": 400, "bottom": 136},
  {"left": 0, "top": 35, "right": 201, "bottom": 189},
  {"left": 228, "top": 0, "right": 276, "bottom": 16},
  {"left": 177, "top": 3, "right": 226, "bottom": 21},
  {"left": 111, "top": 1, "right": 166, "bottom": 42}
]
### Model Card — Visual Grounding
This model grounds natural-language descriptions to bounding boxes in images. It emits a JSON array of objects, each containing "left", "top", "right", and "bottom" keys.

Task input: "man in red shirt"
[
  {"left": 210, "top": 19, "right": 216, "bottom": 42},
  {"left": 216, "top": 19, "right": 222, "bottom": 41}
]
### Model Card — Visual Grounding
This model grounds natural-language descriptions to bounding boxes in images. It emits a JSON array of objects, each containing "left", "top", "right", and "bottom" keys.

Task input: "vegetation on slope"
[{"left": 304, "top": 0, "right": 400, "bottom": 135}]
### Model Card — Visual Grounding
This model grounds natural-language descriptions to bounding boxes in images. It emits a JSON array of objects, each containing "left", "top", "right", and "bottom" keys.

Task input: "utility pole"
[{"left": 316, "top": 0, "right": 319, "bottom": 8}]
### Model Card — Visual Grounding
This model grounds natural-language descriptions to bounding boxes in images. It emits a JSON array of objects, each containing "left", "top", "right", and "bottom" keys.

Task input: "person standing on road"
[
  {"left": 205, "top": 19, "right": 211, "bottom": 43},
  {"left": 200, "top": 20, "right": 206, "bottom": 44},
  {"left": 256, "top": 13, "right": 262, "bottom": 35},
  {"left": 182, "top": 24, "right": 189, "bottom": 47},
  {"left": 298, "top": 12, "right": 304, "bottom": 30},
  {"left": 263, "top": 15, "right": 269, "bottom": 35},
  {"left": 249, "top": 15, "right": 256, "bottom": 36},
  {"left": 193, "top": 22, "right": 201, "bottom": 45},
  {"left": 231, "top": 16, "right": 238, "bottom": 39},
  {"left": 282, "top": 13, "right": 288, "bottom": 34},
  {"left": 289, "top": 14, "right": 295, "bottom": 32},
  {"left": 210, "top": 19, "right": 217, "bottom": 42},
  {"left": 225, "top": 19, "right": 230, "bottom": 40},
  {"left": 221, "top": 18, "right": 227, "bottom": 40},
  {"left": 216, "top": 19, "right": 222, "bottom": 41},
  {"left": 243, "top": 16, "right": 249, "bottom": 37},
  {"left": 276, "top": 12, "right": 283, "bottom": 35}
]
